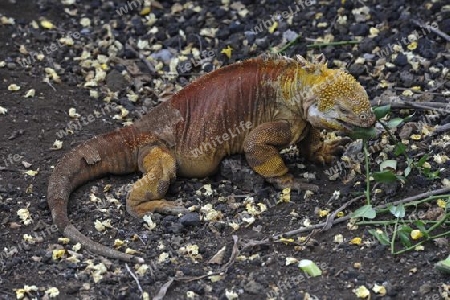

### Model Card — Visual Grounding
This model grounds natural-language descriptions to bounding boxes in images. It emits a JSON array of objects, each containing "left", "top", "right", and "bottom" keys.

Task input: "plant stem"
[
  {"left": 276, "top": 35, "right": 302, "bottom": 53},
  {"left": 428, "top": 213, "right": 448, "bottom": 232},
  {"left": 377, "top": 121, "right": 397, "bottom": 143},
  {"left": 375, "top": 195, "right": 450, "bottom": 215},
  {"left": 391, "top": 218, "right": 399, "bottom": 255},
  {"left": 363, "top": 140, "right": 371, "bottom": 205},
  {"left": 307, "top": 40, "right": 360, "bottom": 48},
  {"left": 356, "top": 220, "right": 450, "bottom": 226},
  {"left": 393, "top": 231, "right": 450, "bottom": 255},
  {"left": 276, "top": 38, "right": 361, "bottom": 53}
]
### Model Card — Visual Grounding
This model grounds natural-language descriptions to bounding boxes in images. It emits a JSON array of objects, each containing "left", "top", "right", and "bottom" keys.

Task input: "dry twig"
[
  {"left": 125, "top": 263, "right": 144, "bottom": 295},
  {"left": 412, "top": 20, "right": 450, "bottom": 42}
]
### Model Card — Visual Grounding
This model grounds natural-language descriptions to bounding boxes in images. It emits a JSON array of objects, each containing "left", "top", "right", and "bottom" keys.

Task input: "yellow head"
[{"left": 306, "top": 69, "right": 376, "bottom": 132}]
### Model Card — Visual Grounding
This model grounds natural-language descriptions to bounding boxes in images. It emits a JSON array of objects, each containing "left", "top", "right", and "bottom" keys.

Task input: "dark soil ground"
[{"left": 0, "top": 0, "right": 449, "bottom": 299}]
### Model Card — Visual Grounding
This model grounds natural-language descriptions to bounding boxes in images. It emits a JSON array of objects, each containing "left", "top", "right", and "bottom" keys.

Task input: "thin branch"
[
  {"left": 412, "top": 20, "right": 450, "bottom": 42},
  {"left": 220, "top": 235, "right": 240, "bottom": 273},
  {"left": 274, "top": 187, "right": 450, "bottom": 238},
  {"left": 432, "top": 123, "right": 450, "bottom": 135},
  {"left": 370, "top": 100, "right": 450, "bottom": 112},
  {"left": 125, "top": 263, "right": 143, "bottom": 295},
  {"left": 323, "top": 196, "right": 365, "bottom": 231},
  {"left": 374, "top": 187, "right": 450, "bottom": 210},
  {"left": 152, "top": 277, "right": 175, "bottom": 300}
]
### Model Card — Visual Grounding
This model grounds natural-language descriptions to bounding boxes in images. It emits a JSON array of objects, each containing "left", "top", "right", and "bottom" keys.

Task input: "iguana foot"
[
  {"left": 312, "top": 137, "right": 351, "bottom": 164},
  {"left": 266, "top": 174, "right": 319, "bottom": 192},
  {"left": 127, "top": 199, "right": 189, "bottom": 217},
  {"left": 156, "top": 201, "right": 190, "bottom": 215},
  {"left": 126, "top": 145, "right": 182, "bottom": 218}
]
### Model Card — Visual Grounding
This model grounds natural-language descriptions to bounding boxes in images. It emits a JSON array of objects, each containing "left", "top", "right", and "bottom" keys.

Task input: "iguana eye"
[{"left": 360, "top": 114, "right": 367, "bottom": 120}]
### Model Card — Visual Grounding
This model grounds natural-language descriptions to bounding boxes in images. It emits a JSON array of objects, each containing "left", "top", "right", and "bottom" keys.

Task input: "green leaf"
[
  {"left": 398, "top": 225, "right": 413, "bottom": 234},
  {"left": 396, "top": 175, "right": 406, "bottom": 181},
  {"left": 373, "top": 105, "right": 391, "bottom": 120},
  {"left": 397, "top": 231, "right": 412, "bottom": 247},
  {"left": 386, "top": 117, "right": 405, "bottom": 128},
  {"left": 435, "top": 255, "right": 450, "bottom": 274},
  {"left": 349, "top": 126, "right": 377, "bottom": 140},
  {"left": 414, "top": 220, "right": 429, "bottom": 238},
  {"left": 372, "top": 170, "right": 398, "bottom": 183},
  {"left": 397, "top": 224, "right": 413, "bottom": 236},
  {"left": 298, "top": 259, "right": 322, "bottom": 277},
  {"left": 394, "top": 143, "right": 406, "bottom": 156},
  {"left": 426, "top": 169, "right": 440, "bottom": 179},
  {"left": 352, "top": 205, "right": 377, "bottom": 219},
  {"left": 368, "top": 229, "right": 390, "bottom": 246},
  {"left": 396, "top": 225, "right": 413, "bottom": 247},
  {"left": 405, "top": 166, "right": 411, "bottom": 177},
  {"left": 388, "top": 204, "right": 405, "bottom": 218},
  {"left": 403, "top": 114, "right": 415, "bottom": 122},
  {"left": 380, "top": 160, "right": 397, "bottom": 172},
  {"left": 421, "top": 167, "right": 440, "bottom": 179},
  {"left": 416, "top": 154, "right": 429, "bottom": 168}
]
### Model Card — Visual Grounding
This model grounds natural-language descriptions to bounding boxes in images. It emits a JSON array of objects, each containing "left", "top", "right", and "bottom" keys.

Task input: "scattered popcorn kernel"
[
  {"left": 372, "top": 284, "right": 387, "bottom": 296},
  {"left": 23, "top": 89, "right": 35, "bottom": 98},
  {"left": 285, "top": 257, "right": 299, "bottom": 265},
  {"left": 437, "top": 199, "right": 447, "bottom": 209},
  {"left": 143, "top": 214, "right": 156, "bottom": 230},
  {"left": 125, "top": 248, "right": 138, "bottom": 255},
  {"left": 353, "top": 285, "right": 370, "bottom": 298},
  {"left": 45, "top": 287, "right": 60, "bottom": 298},
  {"left": 58, "top": 237, "right": 70, "bottom": 244},
  {"left": 318, "top": 209, "right": 330, "bottom": 217},
  {"left": 8, "top": 84, "right": 20, "bottom": 91},
  {"left": 268, "top": 21, "right": 278, "bottom": 33},
  {"left": 350, "top": 237, "right": 362, "bottom": 246},
  {"left": 40, "top": 19, "right": 55, "bottom": 29},
  {"left": 410, "top": 230, "right": 423, "bottom": 240},
  {"left": 220, "top": 45, "right": 233, "bottom": 58},
  {"left": 52, "top": 140, "right": 63, "bottom": 150},
  {"left": 52, "top": 249, "right": 65, "bottom": 260},
  {"left": 114, "top": 239, "right": 125, "bottom": 248},
  {"left": 334, "top": 234, "right": 344, "bottom": 243}
]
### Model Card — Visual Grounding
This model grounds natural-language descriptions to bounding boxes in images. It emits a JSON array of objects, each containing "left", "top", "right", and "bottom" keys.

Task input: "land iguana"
[{"left": 47, "top": 54, "right": 376, "bottom": 263}]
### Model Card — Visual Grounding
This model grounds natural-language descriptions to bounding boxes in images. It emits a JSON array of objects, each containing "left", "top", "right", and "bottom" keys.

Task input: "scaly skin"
[{"left": 47, "top": 54, "right": 376, "bottom": 262}]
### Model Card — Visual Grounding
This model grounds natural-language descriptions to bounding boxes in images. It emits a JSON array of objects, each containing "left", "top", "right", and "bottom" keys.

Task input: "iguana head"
[{"left": 305, "top": 69, "right": 376, "bottom": 132}]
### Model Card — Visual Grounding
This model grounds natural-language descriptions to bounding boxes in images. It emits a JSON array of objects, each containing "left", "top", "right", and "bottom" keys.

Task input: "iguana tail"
[{"left": 47, "top": 126, "right": 147, "bottom": 263}]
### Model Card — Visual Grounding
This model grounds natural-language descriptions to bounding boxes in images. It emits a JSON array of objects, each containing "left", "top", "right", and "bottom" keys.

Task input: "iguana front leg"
[
  {"left": 244, "top": 121, "right": 319, "bottom": 192},
  {"left": 126, "top": 145, "right": 188, "bottom": 217},
  {"left": 297, "top": 126, "right": 350, "bottom": 164}
]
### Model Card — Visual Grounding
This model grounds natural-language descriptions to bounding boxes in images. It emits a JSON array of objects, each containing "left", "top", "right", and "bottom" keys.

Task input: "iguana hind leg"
[
  {"left": 244, "top": 121, "right": 319, "bottom": 192},
  {"left": 126, "top": 145, "right": 188, "bottom": 217}
]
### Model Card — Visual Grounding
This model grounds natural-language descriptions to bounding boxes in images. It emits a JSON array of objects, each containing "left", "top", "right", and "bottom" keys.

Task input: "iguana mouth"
[{"left": 335, "top": 119, "right": 356, "bottom": 132}]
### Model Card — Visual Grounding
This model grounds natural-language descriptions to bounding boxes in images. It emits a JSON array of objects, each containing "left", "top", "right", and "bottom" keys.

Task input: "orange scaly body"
[{"left": 48, "top": 54, "right": 376, "bottom": 262}]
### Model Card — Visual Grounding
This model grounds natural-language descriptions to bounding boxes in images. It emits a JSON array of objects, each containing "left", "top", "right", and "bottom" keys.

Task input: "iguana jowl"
[{"left": 47, "top": 54, "right": 376, "bottom": 262}]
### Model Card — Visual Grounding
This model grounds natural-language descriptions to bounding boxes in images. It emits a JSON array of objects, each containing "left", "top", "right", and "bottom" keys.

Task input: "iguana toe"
[
  {"left": 314, "top": 137, "right": 352, "bottom": 164},
  {"left": 267, "top": 174, "right": 319, "bottom": 192},
  {"left": 157, "top": 203, "right": 190, "bottom": 215}
]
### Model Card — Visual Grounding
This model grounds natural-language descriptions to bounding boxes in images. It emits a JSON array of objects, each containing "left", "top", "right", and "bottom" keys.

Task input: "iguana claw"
[
  {"left": 267, "top": 174, "right": 319, "bottom": 192},
  {"left": 314, "top": 137, "right": 352, "bottom": 165}
]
